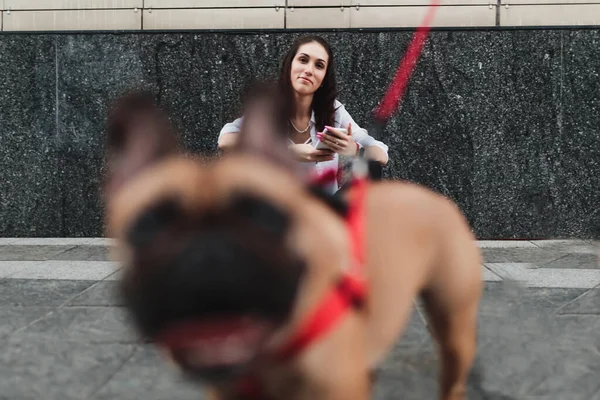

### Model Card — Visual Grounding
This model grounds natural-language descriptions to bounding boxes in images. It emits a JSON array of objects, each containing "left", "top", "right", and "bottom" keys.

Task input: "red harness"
[{"left": 235, "top": 172, "right": 369, "bottom": 398}]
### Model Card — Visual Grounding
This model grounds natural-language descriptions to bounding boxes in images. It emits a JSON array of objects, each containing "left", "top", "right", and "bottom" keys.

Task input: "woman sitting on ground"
[{"left": 218, "top": 35, "right": 389, "bottom": 193}]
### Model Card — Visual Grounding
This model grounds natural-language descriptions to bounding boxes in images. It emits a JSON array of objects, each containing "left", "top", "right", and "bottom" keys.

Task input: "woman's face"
[{"left": 290, "top": 41, "right": 329, "bottom": 96}]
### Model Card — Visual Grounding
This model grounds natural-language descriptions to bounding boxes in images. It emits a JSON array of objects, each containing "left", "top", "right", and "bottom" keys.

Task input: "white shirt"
[{"left": 219, "top": 100, "right": 389, "bottom": 193}]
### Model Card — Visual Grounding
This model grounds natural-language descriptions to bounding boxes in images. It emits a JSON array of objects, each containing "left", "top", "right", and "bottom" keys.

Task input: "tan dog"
[{"left": 103, "top": 89, "right": 482, "bottom": 400}]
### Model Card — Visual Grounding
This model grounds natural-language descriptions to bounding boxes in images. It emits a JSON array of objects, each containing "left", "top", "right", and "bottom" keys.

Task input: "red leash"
[{"left": 374, "top": 0, "right": 441, "bottom": 123}]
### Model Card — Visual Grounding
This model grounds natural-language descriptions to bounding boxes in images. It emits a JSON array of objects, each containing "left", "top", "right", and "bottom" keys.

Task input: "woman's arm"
[
  {"left": 217, "top": 117, "right": 243, "bottom": 151},
  {"left": 335, "top": 102, "right": 389, "bottom": 165},
  {"left": 362, "top": 145, "right": 388, "bottom": 165},
  {"left": 217, "top": 133, "right": 239, "bottom": 151}
]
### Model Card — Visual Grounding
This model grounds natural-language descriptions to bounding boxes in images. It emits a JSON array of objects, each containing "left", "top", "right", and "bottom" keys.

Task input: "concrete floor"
[{"left": 0, "top": 239, "right": 598, "bottom": 400}]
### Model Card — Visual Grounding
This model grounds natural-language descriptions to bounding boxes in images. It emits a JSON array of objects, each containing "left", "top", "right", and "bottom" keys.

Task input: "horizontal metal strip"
[
  {"left": 143, "top": 8, "right": 284, "bottom": 30},
  {"left": 145, "top": 0, "right": 280, "bottom": 8},
  {"left": 500, "top": 3, "right": 600, "bottom": 25},
  {"left": 5, "top": 0, "right": 142, "bottom": 10},
  {"left": 2, "top": 9, "right": 141, "bottom": 31}
]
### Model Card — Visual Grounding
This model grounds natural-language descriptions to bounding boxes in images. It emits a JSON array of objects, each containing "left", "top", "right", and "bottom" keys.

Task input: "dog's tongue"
[{"left": 157, "top": 317, "right": 273, "bottom": 365}]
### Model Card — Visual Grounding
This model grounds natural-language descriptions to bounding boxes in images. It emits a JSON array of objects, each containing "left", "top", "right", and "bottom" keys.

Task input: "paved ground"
[{"left": 0, "top": 239, "right": 598, "bottom": 400}]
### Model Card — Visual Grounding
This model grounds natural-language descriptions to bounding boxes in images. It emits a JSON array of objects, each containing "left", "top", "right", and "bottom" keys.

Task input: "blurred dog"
[{"left": 103, "top": 87, "right": 482, "bottom": 400}]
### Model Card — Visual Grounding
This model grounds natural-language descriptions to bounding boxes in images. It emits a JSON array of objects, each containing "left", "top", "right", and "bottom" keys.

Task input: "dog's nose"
[{"left": 127, "top": 198, "right": 182, "bottom": 248}]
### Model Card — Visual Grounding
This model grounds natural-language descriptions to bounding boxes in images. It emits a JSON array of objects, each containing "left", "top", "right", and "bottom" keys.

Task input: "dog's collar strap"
[
  {"left": 273, "top": 273, "right": 366, "bottom": 361},
  {"left": 272, "top": 175, "right": 369, "bottom": 361}
]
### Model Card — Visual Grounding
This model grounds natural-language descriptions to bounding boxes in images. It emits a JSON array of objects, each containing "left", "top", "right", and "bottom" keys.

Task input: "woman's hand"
[
  {"left": 290, "top": 143, "right": 336, "bottom": 163},
  {"left": 317, "top": 123, "right": 358, "bottom": 157}
]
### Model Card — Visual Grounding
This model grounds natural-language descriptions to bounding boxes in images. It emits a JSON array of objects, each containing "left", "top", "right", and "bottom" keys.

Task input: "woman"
[{"left": 218, "top": 35, "right": 389, "bottom": 193}]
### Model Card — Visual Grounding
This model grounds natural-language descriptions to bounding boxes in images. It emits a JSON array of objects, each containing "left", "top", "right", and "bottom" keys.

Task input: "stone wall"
[{"left": 1, "top": 29, "right": 599, "bottom": 238}]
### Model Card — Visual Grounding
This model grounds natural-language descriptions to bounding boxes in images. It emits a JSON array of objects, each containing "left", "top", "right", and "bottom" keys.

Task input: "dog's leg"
[
  {"left": 421, "top": 231, "right": 482, "bottom": 400},
  {"left": 422, "top": 290, "right": 479, "bottom": 400}
]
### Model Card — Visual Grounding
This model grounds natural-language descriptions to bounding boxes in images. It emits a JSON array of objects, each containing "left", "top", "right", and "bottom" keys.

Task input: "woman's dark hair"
[{"left": 278, "top": 35, "right": 338, "bottom": 133}]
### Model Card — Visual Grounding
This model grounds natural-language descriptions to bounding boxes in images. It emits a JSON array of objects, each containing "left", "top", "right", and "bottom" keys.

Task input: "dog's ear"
[
  {"left": 103, "top": 91, "right": 180, "bottom": 195},
  {"left": 233, "top": 82, "right": 302, "bottom": 177}
]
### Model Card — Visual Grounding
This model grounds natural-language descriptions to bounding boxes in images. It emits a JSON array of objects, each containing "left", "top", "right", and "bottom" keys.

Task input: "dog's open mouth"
[{"left": 157, "top": 316, "right": 276, "bottom": 368}]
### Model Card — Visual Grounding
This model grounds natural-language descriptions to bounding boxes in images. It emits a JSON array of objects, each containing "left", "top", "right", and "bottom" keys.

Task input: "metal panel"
[
  {"left": 2, "top": 9, "right": 142, "bottom": 30},
  {"left": 143, "top": 8, "right": 285, "bottom": 30},
  {"left": 501, "top": 0, "right": 600, "bottom": 4},
  {"left": 352, "top": 0, "right": 494, "bottom": 5},
  {"left": 4, "top": 0, "right": 142, "bottom": 9},
  {"left": 351, "top": 5, "right": 496, "bottom": 27},
  {"left": 287, "top": 7, "right": 351, "bottom": 28},
  {"left": 289, "top": 0, "right": 352, "bottom": 6},
  {"left": 500, "top": 4, "right": 600, "bottom": 25},
  {"left": 145, "top": 0, "right": 280, "bottom": 8}
]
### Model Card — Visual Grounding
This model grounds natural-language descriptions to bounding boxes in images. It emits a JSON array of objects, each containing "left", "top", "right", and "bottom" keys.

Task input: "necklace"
[{"left": 289, "top": 119, "right": 310, "bottom": 133}]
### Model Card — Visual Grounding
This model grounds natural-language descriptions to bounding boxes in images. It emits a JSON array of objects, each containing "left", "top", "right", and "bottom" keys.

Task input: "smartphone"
[{"left": 314, "top": 128, "right": 348, "bottom": 150}]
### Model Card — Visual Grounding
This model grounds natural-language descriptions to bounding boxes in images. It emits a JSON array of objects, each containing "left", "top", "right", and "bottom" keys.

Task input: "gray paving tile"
[
  {"left": 478, "top": 282, "right": 588, "bottom": 317},
  {"left": 532, "top": 240, "right": 598, "bottom": 253},
  {"left": 557, "top": 289, "right": 600, "bottom": 315},
  {"left": 51, "top": 246, "right": 112, "bottom": 261},
  {"left": 92, "top": 346, "right": 205, "bottom": 400},
  {"left": 0, "top": 279, "right": 94, "bottom": 306},
  {"left": 0, "top": 245, "right": 74, "bottom": 261},
  {"left": 481, "top": 248, "right": 567, "bottom": 265},
  {"left": 0, "top": 307, "right": 54, "bottom": 338},
  {"left": 486, "top": 263, "right": 600, "bottom": 288},
  {"left": 477, "top": 240, "right": 537, "bottom": 248},
  {"left": 0, "top": 261, "right": 24, "bottom": 278},
  {"left": 5, "top": 261, "right": 119, "bottom": 280},
  {"left": 67, "top": 282, "right": 124, "bottom": 306},
  {"left": 543, "top": 253, "right": 599, "bottom": 269},
  {"left": 15, "top": 307, "right": 137, "bottom": 343},
  {"left": 373, "top": 348, "right": 438, "bottom": 400},
  {"left": 0, "top": 338, "right": 135, "bottom": 400},
  {"left": 475, "top": 317, "right": 561, "bottom": 397},
  {"left": 475, "top": 313, "right": 600, "bottom": 398},
  {"left": 104, "top": 268, "right": 124, "bottom": 281},
  {"left": 525, "top": 351, "right": 600, "bottom": 400},
  {"left": 551, "top": 315, "right": 600, "bottom": 350},
  {"left": 85, "top": 238, "right": 116, "bottom": 246},
  {"left": 9, "top": 238, "right": 93, "bottom": 246},
  {"left": 394, "top": 309, "right": 430, "bottom": 349},
  {"left": 482, "top": 265, "right": 503, "bottom": 281},
  {"left": 523, "top": 316, "right": 600, "bottom": 399}
]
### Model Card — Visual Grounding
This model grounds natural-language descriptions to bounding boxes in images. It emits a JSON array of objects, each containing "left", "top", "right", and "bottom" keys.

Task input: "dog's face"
[{"left": 103, "top": 90, "right": 350, "bottom": 384}]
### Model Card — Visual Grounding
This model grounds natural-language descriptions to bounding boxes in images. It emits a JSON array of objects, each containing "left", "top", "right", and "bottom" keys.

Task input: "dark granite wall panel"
[
  {"left": 556, "top": 30, "right": 600, "bottom": 238},
  {"left": 55, "top": 34, "right": 146, "bottom": 237},
  {"left": 0, "top": 36, "right": 59, "bottom": 237},
  {"left": 138, "top": 34, "right": 292, "bottom": 154},
  {"left": 1, "top": 30, "right": 599, "bottom": 238},
  {"left": 467, "top": 30, "right": 600, "bottom": 238}
]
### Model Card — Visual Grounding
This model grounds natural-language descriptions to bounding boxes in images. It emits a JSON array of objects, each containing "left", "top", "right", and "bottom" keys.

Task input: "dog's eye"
[
  {"left": 229, "top": 193, "right": 290, "bottom": 236},
  {"left": 127, "top": 198, "right": 183, "bottom": 248}
]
